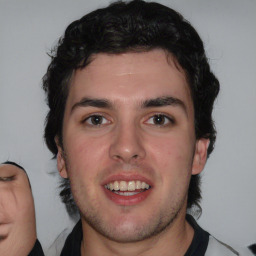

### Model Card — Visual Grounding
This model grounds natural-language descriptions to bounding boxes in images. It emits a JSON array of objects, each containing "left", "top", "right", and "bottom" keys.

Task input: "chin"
[{"left": 84, "top": 209, "right": 177, "bottom": 243}]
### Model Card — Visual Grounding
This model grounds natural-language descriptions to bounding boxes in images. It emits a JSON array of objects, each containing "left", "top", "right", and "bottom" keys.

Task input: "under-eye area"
[{"left": 104, "top": 180, "right": 151, "bottom": 196}]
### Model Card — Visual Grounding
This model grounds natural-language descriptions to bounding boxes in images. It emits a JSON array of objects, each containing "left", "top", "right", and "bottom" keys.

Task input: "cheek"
[
  {"left": 150, "top": 133, "right": 193, "bottom": 157},
  {"left": 65, "top": 137, "right": 105, "bottom": 209},
  {"left": 21, "top": 191, "right": 35, "bottom": 213},
  {"left": 15, "top": 191, "right": 35, "bottom": 223},
  {"left": 64, "top": 132, "right": 109, "bottom": 189},
  {"left": 0, "top": 189, "right": 34, "bottom": 223},
  {"left": 148, "top": 134, "right": 195, "bottom": 175},
  {"left": 66, "top": 134, "right": 106, "bottom": 168},
  {"left": 0, "top": 193, "right": 17, "bottom": 220}
]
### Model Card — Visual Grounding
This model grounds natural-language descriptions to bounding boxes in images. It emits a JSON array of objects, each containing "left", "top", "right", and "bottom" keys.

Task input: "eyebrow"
[
  {"left": 71, "top": 98, "right": 112, "bottom": 113},
  {"left": 71, "top": 96, "right": 187, "bottom": 115},
  {"left": 142, "top": 96, "right": 187, "bottom": 115}
]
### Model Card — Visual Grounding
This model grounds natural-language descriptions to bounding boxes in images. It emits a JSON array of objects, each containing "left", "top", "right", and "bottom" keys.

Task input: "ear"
[
  {"left": 192, "top": 138, "right": 209, "bottom": 175},
  {"left": 55, "top": 136, "right": 68, "bottom": 178}
]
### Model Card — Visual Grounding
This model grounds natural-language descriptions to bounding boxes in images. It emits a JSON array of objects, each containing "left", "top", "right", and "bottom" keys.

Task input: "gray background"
[{"left": 0, "top": 0, "right": 255, "bottom": 252}]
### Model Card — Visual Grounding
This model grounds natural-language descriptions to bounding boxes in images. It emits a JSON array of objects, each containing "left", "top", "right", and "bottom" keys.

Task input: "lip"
[
  {"left": 101, "top": 174, "right": 153, "bottom": 187},
  {"left": 103, "top": 186, "right": 152, "bottom": 206},
  {"left": 101, "top": 173, "right": 153, "bottom": 206}
]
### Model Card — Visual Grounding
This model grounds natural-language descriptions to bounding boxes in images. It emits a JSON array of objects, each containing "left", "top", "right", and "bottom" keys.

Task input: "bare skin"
[
  {"left": 0, "top": 164, "right": 36, "bottom": 256},
  {"left": 56, "top": 49, "right": 209, "bottom": 256}
]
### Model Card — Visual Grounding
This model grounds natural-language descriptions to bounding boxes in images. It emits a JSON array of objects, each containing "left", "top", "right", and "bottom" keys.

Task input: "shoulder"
[
  {"left": 46, "top": 228, "right": 72, "bottom": 256},
  {"left": 205, "top": 235, "right": 239, "bottom": 256},
  {"left": 60, "top": 219, "right": 83, "bottom": 256},
  {"left": 238, "top": 246, "right": 256, "bottom": 256},
  {"left": 28, "top": 239, "right": 45, "bottom": 256},
  {"left": 186, "top": 214, "right": 239, "bottom": 256},
  {"left": 46, "top": 220, "right": 81, "bottom": 256}
]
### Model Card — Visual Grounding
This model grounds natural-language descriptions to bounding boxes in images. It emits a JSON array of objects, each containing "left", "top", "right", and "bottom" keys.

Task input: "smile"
[
  {"left": 103, "top": 180, "right": 152, "bottom": 205},
  {"left": 104, "top": 180, "right": 150, "bottom": 192}
]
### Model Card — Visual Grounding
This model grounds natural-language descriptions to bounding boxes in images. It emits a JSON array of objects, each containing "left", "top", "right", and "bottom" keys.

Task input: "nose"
[{"left": 109, "top": 122, "right": 146, "bottom": 163}]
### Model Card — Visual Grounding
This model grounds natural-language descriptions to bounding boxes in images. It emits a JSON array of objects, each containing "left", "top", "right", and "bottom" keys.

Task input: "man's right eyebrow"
[{"left": 71, "top": 97, "right": 112, "bottom": 113}]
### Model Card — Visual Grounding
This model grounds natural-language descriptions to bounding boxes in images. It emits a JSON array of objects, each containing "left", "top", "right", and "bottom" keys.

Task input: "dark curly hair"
[{"left": 43, "top": 0, "right": 219, "bottom": 216}]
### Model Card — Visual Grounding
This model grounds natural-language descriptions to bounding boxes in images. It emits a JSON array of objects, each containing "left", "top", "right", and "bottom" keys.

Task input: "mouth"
[
  {"left": 104, "top": 180, "right": 151, "bottom": 195},
  {"left": 103, "top": 179, "right": 152, "bottom": 205}
]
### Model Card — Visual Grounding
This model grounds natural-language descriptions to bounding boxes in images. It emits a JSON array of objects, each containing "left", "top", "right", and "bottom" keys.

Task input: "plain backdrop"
[{"left": 0, "top": 0, "right": 255, "bottom": 252}]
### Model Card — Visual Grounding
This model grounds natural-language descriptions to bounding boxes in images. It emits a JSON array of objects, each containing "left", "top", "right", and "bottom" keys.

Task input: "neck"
[{"left": 81, "top": 210, "right": 194, "bottom": 256}]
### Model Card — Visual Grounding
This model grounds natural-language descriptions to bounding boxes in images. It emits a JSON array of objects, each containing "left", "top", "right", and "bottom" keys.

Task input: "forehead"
[{"left": 68, "top": 49, "right": 191, "bottom": 107}]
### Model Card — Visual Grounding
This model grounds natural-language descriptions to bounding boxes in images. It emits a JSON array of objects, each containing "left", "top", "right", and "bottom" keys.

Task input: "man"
[
  {"left": 43, "top": 0, "right": 238, "bottom": 255},
  {"left": 0, "top": 162, "right": 44, "bottom": 256}
]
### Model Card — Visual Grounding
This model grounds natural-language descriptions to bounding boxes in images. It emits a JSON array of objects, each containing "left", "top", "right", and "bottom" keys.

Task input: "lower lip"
[{"left": 103, "top": 187, "right": 151, "bottom": 206}]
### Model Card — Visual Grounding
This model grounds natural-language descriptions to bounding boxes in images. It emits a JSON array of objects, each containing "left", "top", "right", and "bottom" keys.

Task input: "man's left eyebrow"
[
  {"left": 142, "top": 96, "right": 187, "bottom": 114},
  {"left": 71, "top": 97, "right": 112, "bottom": 113}
]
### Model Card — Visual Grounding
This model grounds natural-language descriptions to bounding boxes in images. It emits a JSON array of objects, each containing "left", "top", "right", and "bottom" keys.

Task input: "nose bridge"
[{"left": 109, "top": 118, "right": 145, "bottom": 162}]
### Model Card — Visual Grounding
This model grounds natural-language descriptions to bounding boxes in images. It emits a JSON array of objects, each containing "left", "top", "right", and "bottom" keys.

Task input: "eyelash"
[
  {"left": 82, "top": 114, "right": 111, "bottom": 127},
  {"left": 82, "top": 113, "right": 175, "bottom": 128},
  {"left": 0, "top": 176, "right": 15, "bottom": 182},
  {"left": 145, "top": 113, "right": 175, "bottom": 127}
]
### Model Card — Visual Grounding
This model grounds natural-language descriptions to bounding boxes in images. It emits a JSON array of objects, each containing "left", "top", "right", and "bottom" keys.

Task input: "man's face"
[
  {"left": 0, "top": 164, "right": 36, "bottom": 256},
  {"left": 57, "top": 49, "right": 208, "bottom": 242}
]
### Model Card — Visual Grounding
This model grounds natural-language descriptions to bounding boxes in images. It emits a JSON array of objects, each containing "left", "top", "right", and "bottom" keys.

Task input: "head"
[
  {"left": 43, "top": 0, "right": 219, "bottom": 223},
  {"left": 0, "top": 162, "right": 36, "bottom": 256}
]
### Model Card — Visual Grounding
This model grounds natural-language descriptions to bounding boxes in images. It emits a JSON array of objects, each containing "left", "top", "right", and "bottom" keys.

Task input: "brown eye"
[
  {"left": 90, "top": 115, "right": 103, "bottom": 125},
  {"left": 146, "top": 114, "right": 174, "bottom": 126},
  {"left": 84, "top": 115, "right": 110, "bottom": 126},
  {"left": 153, "top": 115, "right": 166, "bottom": 125}
]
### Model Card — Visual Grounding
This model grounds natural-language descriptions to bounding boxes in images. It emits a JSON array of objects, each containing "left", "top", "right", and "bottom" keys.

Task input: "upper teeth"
[{"left": 105, "top": 180, "right": 150, "bottom": 191}]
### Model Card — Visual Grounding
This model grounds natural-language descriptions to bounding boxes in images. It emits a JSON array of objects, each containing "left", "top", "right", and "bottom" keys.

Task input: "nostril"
[
  {"left": 109, "top": 137, "right": 146, "bottom": 162},
  {"left": 113, "top": 155, "right": 122, "bottom": 160}
]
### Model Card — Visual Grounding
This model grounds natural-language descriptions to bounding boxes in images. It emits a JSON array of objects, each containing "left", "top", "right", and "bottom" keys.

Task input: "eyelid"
[
  {"left": 82, "top": 112, "right": 112, "bottom": 126},
  {"left": 0, "top": 176, "right": 15, "bottom": 182},
  {"left": 144, "top": 112, "right": 175, "bottom": 126}
]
